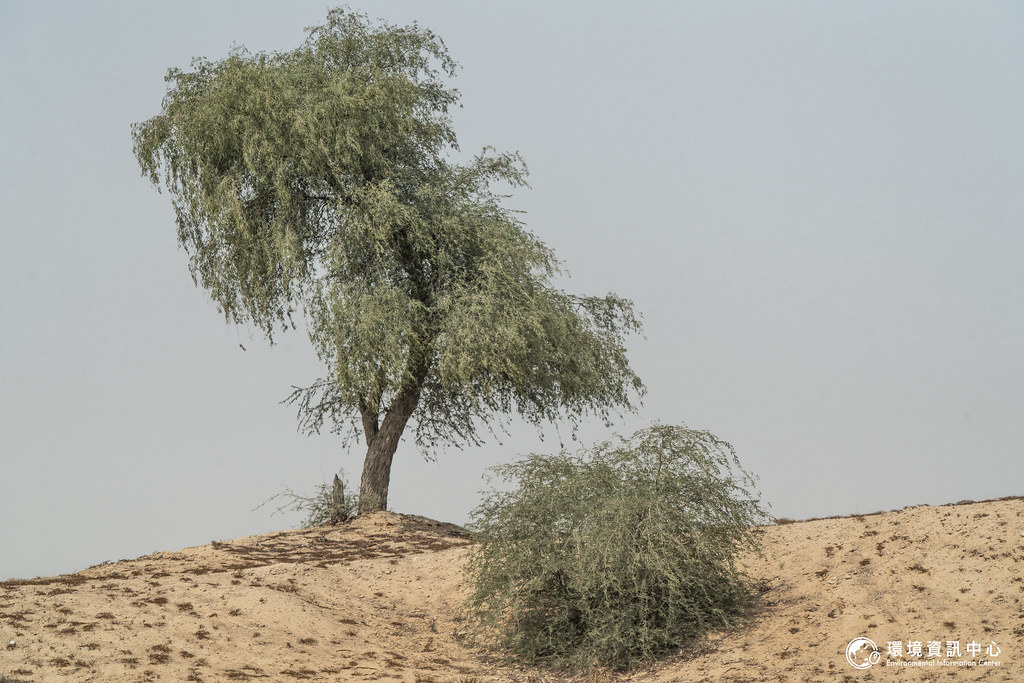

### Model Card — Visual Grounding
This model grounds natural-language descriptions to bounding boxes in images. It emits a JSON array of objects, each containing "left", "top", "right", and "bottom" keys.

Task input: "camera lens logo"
[{"left": 846, "top": 637, "right": 881, "bottom": 669}]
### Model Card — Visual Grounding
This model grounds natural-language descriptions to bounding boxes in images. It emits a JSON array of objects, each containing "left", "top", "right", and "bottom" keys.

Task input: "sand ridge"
[{"left": 2, "top": 500, "right": 1022, "bottom": 681}]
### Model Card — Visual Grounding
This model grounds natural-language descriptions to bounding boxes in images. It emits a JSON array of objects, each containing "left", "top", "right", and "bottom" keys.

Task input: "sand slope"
[{"left": 2, "top": 500, "right": 1022, "bottom": 682}]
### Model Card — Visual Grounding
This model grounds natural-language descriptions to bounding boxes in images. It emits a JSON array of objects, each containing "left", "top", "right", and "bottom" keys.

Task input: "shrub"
[
  {"left": 259, "top": 472, "right": 358, "bottom": 527},
  {"left": 464, "top": 424, "right": 770, "bottom": 671}
]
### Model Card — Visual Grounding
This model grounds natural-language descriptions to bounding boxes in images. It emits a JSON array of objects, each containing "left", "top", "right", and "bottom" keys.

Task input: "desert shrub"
[
  {"left": 259, "top": 471, "right": 358, "bottom": 527},
  {"left": 464, "top": 424, "right": 770, "bottom": 671}
]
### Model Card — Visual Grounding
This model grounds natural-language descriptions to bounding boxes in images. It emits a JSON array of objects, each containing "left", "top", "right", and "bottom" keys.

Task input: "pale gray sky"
[{"left": 2, "top": 1, "right": 1022, "bottom": 581}]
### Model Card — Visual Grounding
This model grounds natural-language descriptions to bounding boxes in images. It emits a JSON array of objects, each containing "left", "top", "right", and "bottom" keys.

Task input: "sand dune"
[{"left": 2, "top": 499, "right": 1021, "bottom": 682}]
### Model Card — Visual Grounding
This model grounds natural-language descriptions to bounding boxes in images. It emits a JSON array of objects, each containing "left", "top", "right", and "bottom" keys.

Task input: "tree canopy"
[{"left": 132, "top": 8, "right": 645, "bottom": 511}]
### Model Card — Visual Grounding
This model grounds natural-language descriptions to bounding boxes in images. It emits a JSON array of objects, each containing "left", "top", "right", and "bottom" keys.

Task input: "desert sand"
[{"left": 2, "top": 498, "right": 1021, "bottom": 682}]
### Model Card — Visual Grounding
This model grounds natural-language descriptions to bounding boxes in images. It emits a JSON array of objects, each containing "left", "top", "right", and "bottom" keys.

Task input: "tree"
[
  {"left": 132, "top": 8, "right": 644, "bottom": 512},
  {"left": 464, "top": 424, "right": 769, "bottom": 671}
]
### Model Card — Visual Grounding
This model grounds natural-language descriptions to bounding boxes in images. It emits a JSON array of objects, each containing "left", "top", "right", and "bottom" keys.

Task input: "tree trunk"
[
  {"left": 329, "top": 474, "right": 349, "bottom": 525},
  {"left": 358, "top": 412, "right": 410, "bottom": 512},
  {"left": 357, "top": 358, "right": 428, "bottom": 513}
]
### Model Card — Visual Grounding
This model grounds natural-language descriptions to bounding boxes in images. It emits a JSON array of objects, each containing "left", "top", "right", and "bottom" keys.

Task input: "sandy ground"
[{"left": 1, "top": 499, "right": 1022, "bottom": 682}]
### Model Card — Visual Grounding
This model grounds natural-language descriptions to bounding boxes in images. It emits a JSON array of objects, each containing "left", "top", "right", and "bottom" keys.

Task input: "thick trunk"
[
  {"left": 357, "top": 358, "right": 428, "bottom": 513},
  {"left": 358, "top": 412, "right": 409, "bottom": 512}
]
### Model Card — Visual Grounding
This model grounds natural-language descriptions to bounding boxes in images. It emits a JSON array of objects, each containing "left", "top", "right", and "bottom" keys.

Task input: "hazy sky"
[{"left": 2, "top": 1, "right": 1022, "bottom": 581}]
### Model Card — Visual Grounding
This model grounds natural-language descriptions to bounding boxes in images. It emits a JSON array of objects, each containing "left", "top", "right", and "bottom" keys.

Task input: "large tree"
[{"left": 132, "top": 9, "right": 644, "bottom": 512}]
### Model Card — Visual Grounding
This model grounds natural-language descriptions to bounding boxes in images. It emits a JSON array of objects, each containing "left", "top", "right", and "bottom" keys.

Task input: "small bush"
[
  {"left": 464, "top": 424, "right": 770, "bottom": 672},
  {"left": 259, "top": 471, "right": 357, "bottom": 527}
]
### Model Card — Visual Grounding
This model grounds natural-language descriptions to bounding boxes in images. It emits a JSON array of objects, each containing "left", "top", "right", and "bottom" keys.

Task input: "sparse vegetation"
[
  {"left": 259, "top": 472, "right": 358, "bottom": 528},
  {"left": 464, "top": 423, "right": 770, "bottom": 672}
]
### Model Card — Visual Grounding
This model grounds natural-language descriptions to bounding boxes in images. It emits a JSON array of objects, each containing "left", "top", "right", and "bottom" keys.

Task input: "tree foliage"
[
  {"left": 131, "top": 8, "right": 644, "bottom": 510},
  {"left": 464, "top": 424, "right": 770, "bottom": 671}
]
